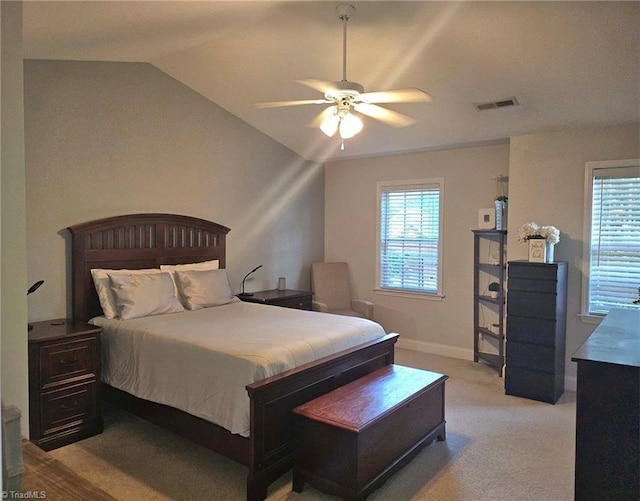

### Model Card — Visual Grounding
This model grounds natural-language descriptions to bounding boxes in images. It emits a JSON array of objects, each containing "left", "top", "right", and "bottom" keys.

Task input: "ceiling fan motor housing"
[{"left": 324, "top": 80, "right": 365, "bottom": 102}]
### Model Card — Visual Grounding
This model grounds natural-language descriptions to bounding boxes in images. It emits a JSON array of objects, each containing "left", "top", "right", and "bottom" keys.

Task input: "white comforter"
[{"left": 91, "top": 301, "right": 386, "bottom": 437}]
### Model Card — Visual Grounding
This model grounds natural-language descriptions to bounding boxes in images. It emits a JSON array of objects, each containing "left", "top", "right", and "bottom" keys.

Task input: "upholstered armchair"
[{"left": 310, "top": 262, "right": 374, "bottom": 319}]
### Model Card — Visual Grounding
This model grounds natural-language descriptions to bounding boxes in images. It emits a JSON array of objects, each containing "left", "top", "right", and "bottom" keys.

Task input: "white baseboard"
[
  {"left": 395, "top": 337, "right": 474, "bottom": 361},
  {"left": 395, "top": 338, "right": 578, "bottom": 392}
]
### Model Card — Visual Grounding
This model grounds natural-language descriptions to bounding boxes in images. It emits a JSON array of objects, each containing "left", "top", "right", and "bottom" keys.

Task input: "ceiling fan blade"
[
  {"left": 296, "top": 79, "right": 337, "bottom": 94},
  {"left": 255, "top": 98, "right": 329, "bottom": 108},
  {"left": 354, "top": 103, "right": 416, "bottom": 127},
  {"left": 308, "top": 106, "right": 336, "bottom": 128},
  {"left": 360, "top": 88, "right": 432, "bottom": 104}
]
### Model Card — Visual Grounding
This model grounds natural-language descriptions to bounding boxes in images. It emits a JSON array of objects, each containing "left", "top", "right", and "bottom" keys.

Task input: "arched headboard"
[{"left": 67, "top": 213, "right": 230, "bottom": 321}]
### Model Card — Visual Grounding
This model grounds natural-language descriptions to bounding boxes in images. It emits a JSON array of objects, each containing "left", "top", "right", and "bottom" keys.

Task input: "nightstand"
[
  {"left": 28, "top": 319, "right": 103, "bottom": 451},
  {"left": 238, "top": 289, "right": 313, "bottom": 310}
]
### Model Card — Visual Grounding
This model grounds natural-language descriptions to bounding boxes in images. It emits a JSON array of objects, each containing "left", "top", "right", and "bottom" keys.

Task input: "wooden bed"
[{"left": 67, "top": 213, "right": 398, "bottom": 501}]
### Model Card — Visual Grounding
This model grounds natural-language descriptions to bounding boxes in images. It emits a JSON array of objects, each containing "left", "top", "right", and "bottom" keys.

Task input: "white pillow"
[
  {"left": 160, "top": 260, "right": 220, "bottom": 296},
  {"left": 173, "top": 268, "right": 238, "bottom": 310},
  {"left": 91, "top": 268, "right": 164, "bottom": 319},
  {"left": 108, "top": 272, "right": 184, "bottom": 320}
]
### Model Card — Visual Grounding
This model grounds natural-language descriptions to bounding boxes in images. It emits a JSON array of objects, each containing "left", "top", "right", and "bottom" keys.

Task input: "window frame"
[
  {"left": 581, "top": 158, "right": 640, "bottom": 323},
  {"left": 376, "top": 177, "right": 445, "bottom": 300}
]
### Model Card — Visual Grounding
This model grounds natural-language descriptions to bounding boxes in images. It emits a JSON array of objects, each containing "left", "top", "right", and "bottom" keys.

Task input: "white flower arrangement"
[{"left": 517, "top": 222, "right": 560, "bottom": 244}]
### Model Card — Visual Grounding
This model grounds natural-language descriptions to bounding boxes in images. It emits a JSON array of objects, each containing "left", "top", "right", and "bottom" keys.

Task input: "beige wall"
[
  {"left": 325, "top": 123, "right": 640, "bottom": 388},
  {"left": 1, "top": 1, "right": 29, "bottom": 434},
  {"left": 508, "top": 123, "right": 640, "bottom": 383},
  {"left": 325, "top": 142, "right": 511, "bottom": 359},
  {"left": 23, "top": 60, "right": 325, "bottom": 323},
  {"left": 15, "top": 56, "right": 640, "bottom": 411}
]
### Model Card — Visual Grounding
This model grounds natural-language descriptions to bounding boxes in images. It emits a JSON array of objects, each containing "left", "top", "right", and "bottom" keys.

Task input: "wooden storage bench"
[{"left": 292, "top": 364, "right": 447, "bottom": 500}]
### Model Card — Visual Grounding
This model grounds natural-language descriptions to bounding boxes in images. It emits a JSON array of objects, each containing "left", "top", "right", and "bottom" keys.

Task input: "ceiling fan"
[{"left": 255, "top": 3, "right": 432, "bottom": 149}]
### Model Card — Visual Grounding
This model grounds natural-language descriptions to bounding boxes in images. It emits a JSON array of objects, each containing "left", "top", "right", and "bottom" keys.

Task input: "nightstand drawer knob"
[
  {"left": 59, "top": 400, "right": 79, "bottom": 411},
  {"left": 59, "top": 358, "right": 79, "bottom": 366}
]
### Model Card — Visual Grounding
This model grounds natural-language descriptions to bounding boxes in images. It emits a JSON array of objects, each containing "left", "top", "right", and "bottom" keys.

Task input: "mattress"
[{"left": 91, "top": 301, "right": 386, "bottom": 437}]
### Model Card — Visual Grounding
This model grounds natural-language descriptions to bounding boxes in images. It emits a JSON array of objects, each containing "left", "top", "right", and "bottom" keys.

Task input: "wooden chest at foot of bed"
[{"left": 292, "top": 364, "right": 447, "bottom": 501}]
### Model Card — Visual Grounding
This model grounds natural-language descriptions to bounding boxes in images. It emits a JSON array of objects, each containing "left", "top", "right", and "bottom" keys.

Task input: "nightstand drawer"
[
  {"left": 40, "top": 337, "right": 97, "bottom": 389},
  {"left": 238, "top": 289, "right": 313, "bottom": 310},
  {"left": 274, "top": 296, "right": 312, "bottom": 310},
  {"left": 40, "top": 381, "right": 98, "bottom": 436}
]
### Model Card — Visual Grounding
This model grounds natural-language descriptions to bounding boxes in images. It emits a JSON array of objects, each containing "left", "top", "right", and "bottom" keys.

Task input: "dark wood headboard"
[{"left": 67, "top": 213, "right": 230, "bottom": 322}]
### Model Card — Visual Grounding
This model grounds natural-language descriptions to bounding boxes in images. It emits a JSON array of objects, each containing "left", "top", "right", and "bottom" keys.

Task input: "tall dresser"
[{"left": 505, "top": 261, "right": 568, "bottom": 404}]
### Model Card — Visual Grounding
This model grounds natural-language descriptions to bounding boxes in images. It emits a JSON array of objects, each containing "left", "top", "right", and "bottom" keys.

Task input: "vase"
[
  {"left": 495, "top": 200, "right": 508, "bottom": 230},
  {"left": 546, "top": 243, "right": 555, "bottom": 263}
]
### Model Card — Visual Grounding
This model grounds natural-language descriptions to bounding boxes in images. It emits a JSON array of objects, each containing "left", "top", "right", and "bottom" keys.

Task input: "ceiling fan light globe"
[
  {"left": 339, "top": 112, "right": 363, "bottom": 139},
  {"left": 320, "top": 114, "right": 340, "bottom": 137}
]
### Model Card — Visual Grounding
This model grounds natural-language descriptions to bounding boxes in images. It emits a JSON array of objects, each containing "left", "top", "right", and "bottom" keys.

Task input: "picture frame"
[
  {"left": 478, "top": 208, "right": 495, "bottom": 229},
  {"left": 528, "top": 239, "right": 547, "bottom": 263}
]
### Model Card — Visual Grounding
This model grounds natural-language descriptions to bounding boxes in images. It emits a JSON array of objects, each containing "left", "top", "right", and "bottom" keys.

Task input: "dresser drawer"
[
  {"left": 507, "top": 291, "right": 560, "bottom": 320},
  {"left": 508, "top": 263, "right": 561, "bottom": 280},
  {"left": 39, "top": 337, "right": 98, "bottom": 389},
  {"left": 505, "top": 366, "right": 564, "bottom": 404},
  {"left": 508, "top": 277, "right": 558, "bottom": 293},
  {"left": 507, "top": 341, "right": 558, "bottom": 373},
  {"left": 507, "top": 315, "right": 560, "bottom": 346},
  {"left": 40, "top": 381, "right": 98, "bottom": 436}
]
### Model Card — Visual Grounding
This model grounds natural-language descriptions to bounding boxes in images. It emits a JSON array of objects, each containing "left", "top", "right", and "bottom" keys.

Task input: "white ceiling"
[{"left": 23, "top": 1, "right": 640, "bottom": 163}]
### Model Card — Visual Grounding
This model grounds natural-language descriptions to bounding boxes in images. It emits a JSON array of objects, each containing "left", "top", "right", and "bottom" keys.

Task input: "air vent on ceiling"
[{"left": 474, "top": 97, "right": 520, "bottom": 111}]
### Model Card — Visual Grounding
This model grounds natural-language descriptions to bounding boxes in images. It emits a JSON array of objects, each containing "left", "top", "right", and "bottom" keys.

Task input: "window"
[
  {"left": 377, "top": 178, "right": 444, "bottom": 297},
  {"left": 583, "top": 159, "right": 640, "bottom": 318}
]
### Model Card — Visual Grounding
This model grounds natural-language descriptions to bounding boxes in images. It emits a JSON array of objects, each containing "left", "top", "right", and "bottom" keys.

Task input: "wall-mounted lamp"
[
  {"left": 28, "top": 280, "right": 44, "bottom": 296},
  {"left": 27, "top": 280, "right": 44, "bottom": 331}
]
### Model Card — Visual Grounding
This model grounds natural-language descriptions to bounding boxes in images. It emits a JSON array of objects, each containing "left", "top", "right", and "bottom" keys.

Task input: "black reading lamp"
[
  {"left": 238, "top": 265, "right": 262, "bottom": 297},
  {"left": 27, "top": 280, "right": 44, "bottom": 331}
]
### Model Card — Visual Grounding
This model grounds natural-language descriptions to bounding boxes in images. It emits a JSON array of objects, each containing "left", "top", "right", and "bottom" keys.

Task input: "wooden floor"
[{"left": 20, "top": 440, "right": 117, "bottom": 501}]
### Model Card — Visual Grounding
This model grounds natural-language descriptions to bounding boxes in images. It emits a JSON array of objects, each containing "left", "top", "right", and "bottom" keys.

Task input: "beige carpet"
[
  {"left": 21, "top": 439, "right": 118, "bottom": 501},
  {"left": 49, "top": 349, "right": 576, "bottom": 501}
]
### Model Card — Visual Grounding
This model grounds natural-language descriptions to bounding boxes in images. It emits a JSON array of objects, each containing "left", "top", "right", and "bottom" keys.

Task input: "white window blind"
[
  {"left": 586, "top": 162, "right": 640, "bottom": 315},
  {"left": 378, "top": 179, "right": 443, "bottom": 295}
]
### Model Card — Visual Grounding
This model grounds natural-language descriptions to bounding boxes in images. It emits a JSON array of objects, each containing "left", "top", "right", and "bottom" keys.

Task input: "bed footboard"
[{"left": 245, "top": 332, "right": 398, "bottom": 501}]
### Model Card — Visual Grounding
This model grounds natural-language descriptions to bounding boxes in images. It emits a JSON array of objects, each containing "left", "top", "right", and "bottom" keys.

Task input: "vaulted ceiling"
[{"left": 23, "top": 1, "right": 640, "bottom": 163}]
